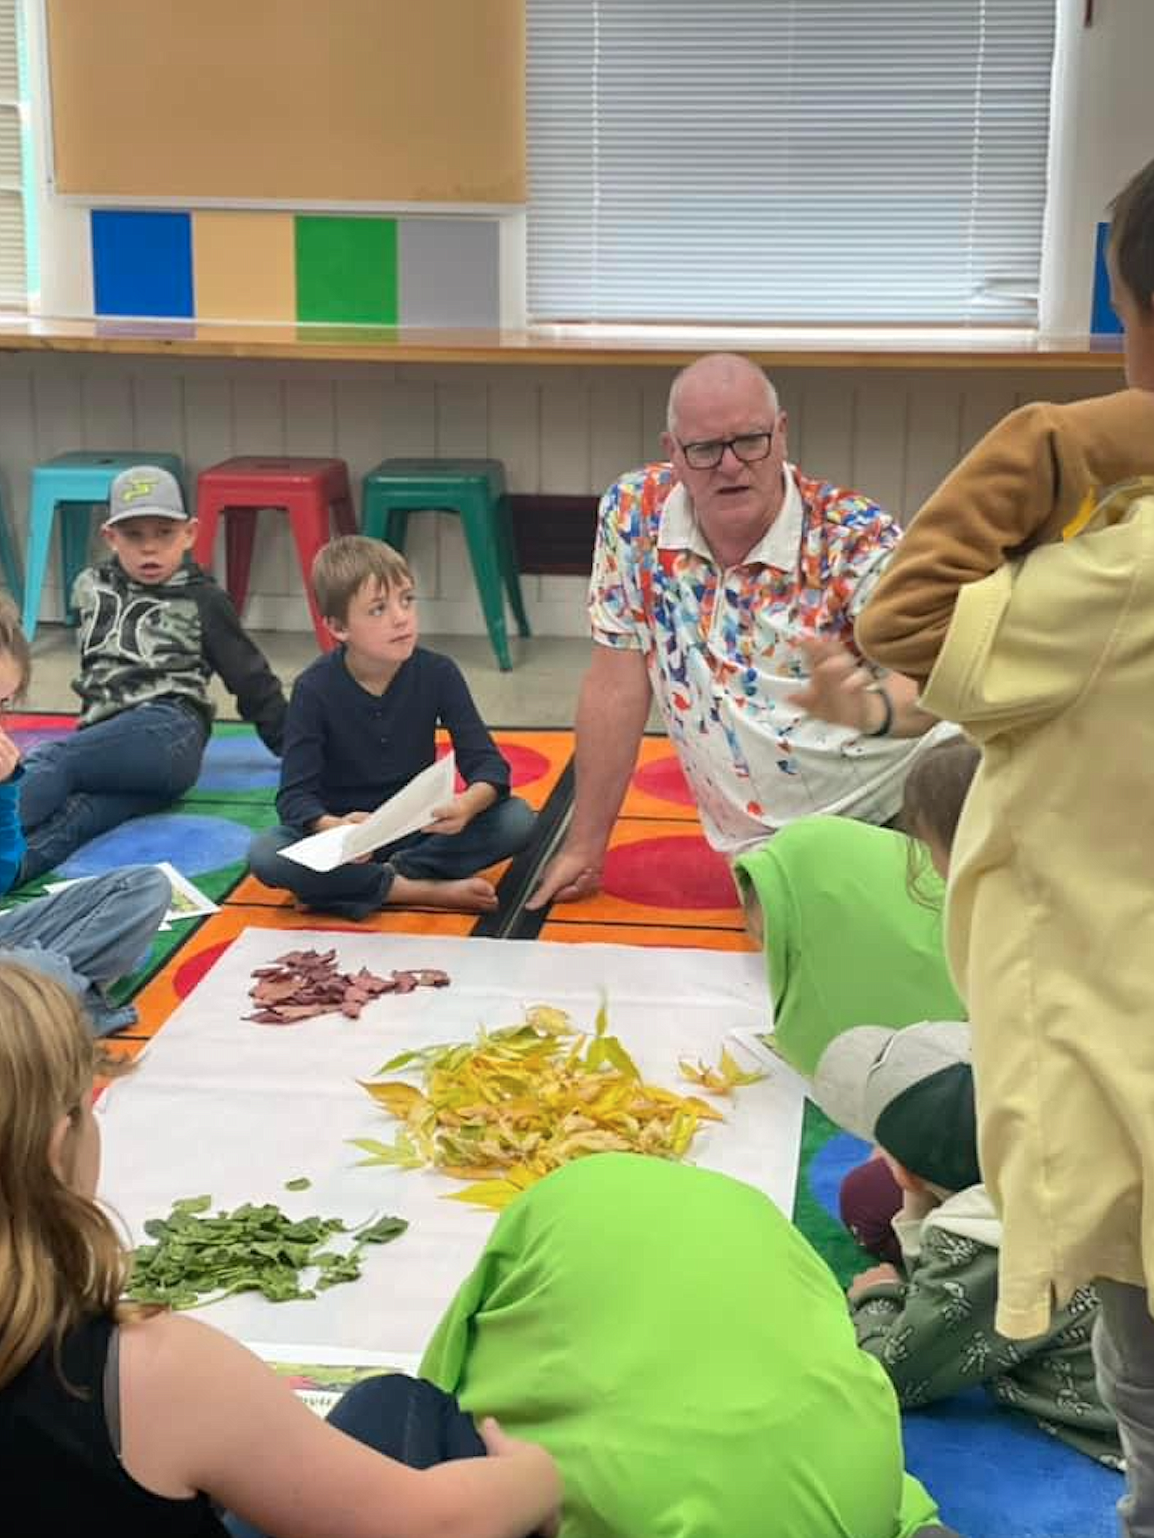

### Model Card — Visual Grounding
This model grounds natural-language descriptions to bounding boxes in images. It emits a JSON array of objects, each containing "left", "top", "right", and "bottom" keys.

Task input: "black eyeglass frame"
[{"left": 675, "top": 424, "right": 777, "bottom": 471}]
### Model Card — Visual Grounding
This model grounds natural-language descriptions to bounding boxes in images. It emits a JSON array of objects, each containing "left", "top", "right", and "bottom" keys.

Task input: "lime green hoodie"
[
  {"left": 733, "top": 816, "right": 965, "bottom": 1076},
  {"left": 423, "top": 1153, "right": 939, "bottom": 1538}
]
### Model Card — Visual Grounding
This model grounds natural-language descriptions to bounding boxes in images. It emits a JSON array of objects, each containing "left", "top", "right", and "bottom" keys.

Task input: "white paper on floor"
[{"left": 98, "top": 927, "right": 799, "bottom": 1365}]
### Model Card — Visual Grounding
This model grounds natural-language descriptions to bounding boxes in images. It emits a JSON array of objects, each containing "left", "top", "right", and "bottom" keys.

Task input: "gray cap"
[
  {"left": 105, "top": 465, "right": 188, "bottom": 526},
  {"left": 812, "top": 1020, "right": 979, "bottom": 1190}
]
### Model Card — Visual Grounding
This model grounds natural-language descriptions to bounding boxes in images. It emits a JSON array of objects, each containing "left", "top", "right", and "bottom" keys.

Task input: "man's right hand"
[
  {"left": 0, "top": 726, "right": 20, "bottom": 785},
  {"left": 525, "top": 846, "right": 604, "bottom": 910}
]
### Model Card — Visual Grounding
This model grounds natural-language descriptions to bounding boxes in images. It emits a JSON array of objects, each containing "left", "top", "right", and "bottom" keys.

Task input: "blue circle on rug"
[
  {"left": 808, "top": 1130, "right": 871, "bottom": 1219},
  {"left": 903, "top": 1387, "right": 1119, "bottom": 1538},
  {"left": 58, "top": 813, "right": 251, "bottom": 879},
  {"left": 192, "top": 734, "right": 280, "bottom": 791}
]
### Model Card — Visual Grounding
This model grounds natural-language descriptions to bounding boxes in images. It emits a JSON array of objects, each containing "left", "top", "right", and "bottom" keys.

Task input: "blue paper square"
[
  {"left": 91, "top": 209, "right": 194, "bottom": 319},
  {"left": 1091, "top": 220, "right": 1123, "bottom": 337}
]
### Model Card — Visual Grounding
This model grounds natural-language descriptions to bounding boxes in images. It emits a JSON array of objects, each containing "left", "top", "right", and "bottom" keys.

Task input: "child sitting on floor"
[
  {"left": 249, "top": 536, "right": 535, "bottom": 916},
  {"left": 0, "top": 597, "right": 169, "bottom": 1035},
  {"left": 423, "top": 1151, "right": 952, "bottom": 1538},
  {"left": 17, "top": 466, "right": 287, "bottom": 884},
  {"left": 730, "top": 734, "right": 976, "bottom": 1079},
  {"left": 0, "top": 963, "right": 561, "bottom": 1538},
  {"left": 812, "top": 1019, "right": 1121, "bottom": 1467}
]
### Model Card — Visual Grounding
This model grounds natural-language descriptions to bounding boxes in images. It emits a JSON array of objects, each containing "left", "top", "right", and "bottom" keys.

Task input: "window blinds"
[
  {"left": 0, "top": 0, "right": 25, "bottom": 311},
  {"left": 527, "top": 0, "right": 1055, "bottom": 325}
]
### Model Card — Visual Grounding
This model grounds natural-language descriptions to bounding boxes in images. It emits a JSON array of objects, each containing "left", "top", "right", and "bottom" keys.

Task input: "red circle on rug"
[
  {"left": 601, "top": 834, "right": 739, "bottom": 910},
  {"left": 173, "top": 939, "right": 234, "bottom": 998},
  {"left": 632, "top": 753, "right": 695, "bottom": 807},
  {"left": 437, "top": 740, "right": 550, "bottom": 790}
]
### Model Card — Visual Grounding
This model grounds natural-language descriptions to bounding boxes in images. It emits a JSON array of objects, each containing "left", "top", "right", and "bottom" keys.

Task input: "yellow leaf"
[
  {"left": 359, "top": 1080, "right": 429, "bottom": 1119},
  {"left": 720, "top": 1046, "right": 768, "bottom": 1089},
  {"left": 443, "top": 1179, "right": 530, "bottom": 1211},
  {"left": 523, "top": 1006, "right": 573, "bottom": 1036}
]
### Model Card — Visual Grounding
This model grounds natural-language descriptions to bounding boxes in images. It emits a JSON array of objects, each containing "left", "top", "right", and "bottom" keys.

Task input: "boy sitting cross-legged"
[{"left": 249, "top": 536, "right": 535, "bottom": 916}]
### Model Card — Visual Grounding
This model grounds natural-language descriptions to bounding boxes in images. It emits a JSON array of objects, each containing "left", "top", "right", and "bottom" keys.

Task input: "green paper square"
[{"left": 295, "top": 216, "right": 398, "bottom": 325}]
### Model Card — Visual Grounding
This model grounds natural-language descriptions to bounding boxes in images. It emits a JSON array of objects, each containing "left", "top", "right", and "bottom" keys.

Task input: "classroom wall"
[{"left": 0, "top": 354, "right": 1122, "bottom": 639}]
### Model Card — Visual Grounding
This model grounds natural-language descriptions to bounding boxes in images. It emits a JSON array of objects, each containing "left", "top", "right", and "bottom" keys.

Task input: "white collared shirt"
[{"left": 588, "top": 461, "right": 951, "bottom": 852}]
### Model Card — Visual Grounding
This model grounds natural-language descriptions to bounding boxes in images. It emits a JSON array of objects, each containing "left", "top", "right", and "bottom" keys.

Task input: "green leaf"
[
  {"left": 347, "top": 1136, "right": 424, "bottom": 1170},
  {"left": 356, "top": 1214, "right": 409, "bottom": 1245},
  {"left": 126, "top": 1192, "right": 409, "bottom": 1312},
  {"left": 284, "top": 1177, "right": 312, "bottom": 1192}
]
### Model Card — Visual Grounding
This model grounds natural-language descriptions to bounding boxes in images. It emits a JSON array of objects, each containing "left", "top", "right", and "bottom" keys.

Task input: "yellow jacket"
[{"left": 914, "top": 481, "right": 1154, "bottom": 1337}]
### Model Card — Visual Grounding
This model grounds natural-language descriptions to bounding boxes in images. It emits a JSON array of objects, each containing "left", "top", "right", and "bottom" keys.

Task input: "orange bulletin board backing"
[{"left": 45, "top": 0, "right": 526, "bottom": 205}]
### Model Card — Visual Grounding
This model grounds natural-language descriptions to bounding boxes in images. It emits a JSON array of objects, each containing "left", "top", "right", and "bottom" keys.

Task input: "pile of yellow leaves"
[{"left": 352, "top": 1001, "right": 764, "bottom": 1209}]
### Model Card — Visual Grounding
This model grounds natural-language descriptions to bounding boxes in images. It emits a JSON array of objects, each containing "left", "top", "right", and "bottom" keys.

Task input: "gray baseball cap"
[
  {"left": 105, "top": 465, "right": 188, "bottom": 526},
  {"left": 811, "top": 1019, "right": 979, "bottom": 1190}
]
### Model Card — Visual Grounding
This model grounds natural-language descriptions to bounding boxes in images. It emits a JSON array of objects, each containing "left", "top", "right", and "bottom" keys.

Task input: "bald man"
[{"left": 530, "top": 353, "right": 949, "bottom": 909}]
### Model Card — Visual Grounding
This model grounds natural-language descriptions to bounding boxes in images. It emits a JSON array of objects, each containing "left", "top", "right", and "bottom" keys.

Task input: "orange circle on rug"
[
  {"left": 632, "top": 753, "right": 695, "bottom": 807},
  {"left": 601, "top": 833, "right": 738, "bottom": 910},
  {"left": 174, "top": 939, "right": 235, "bottom": 998}
]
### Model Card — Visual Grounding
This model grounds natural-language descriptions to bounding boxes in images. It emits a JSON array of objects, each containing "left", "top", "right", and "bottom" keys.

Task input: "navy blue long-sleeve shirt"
[{"left": 275, "top": 647, "right": 510, "bottom": 831}]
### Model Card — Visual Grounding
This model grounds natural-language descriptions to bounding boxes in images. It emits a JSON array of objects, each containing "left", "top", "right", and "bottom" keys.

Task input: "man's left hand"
[
  {"left": 847, "top": 1263, "right": 903, "bottom": 1301},
  {"left": 789, "top": 637, "right": 885, "bottom": 733}
]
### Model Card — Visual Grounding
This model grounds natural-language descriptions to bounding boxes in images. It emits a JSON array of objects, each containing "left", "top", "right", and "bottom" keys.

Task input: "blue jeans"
[
  {"left": 0, "top": 864, "right": 171, "bottom": 1033},
  {"left": 223, "top": 1375, "right": 488, "bottom": 1538},
  {"left": 249, "top": 795, "right": 536, "bottom": 919},
  {"left": 17, "top": 699, "right": 207, "bottom": 882}
]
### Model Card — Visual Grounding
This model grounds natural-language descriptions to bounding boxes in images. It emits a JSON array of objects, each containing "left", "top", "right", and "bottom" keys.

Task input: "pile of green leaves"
[{"left": 127, "top": 1195, "right": 408, "bottom": 1310}]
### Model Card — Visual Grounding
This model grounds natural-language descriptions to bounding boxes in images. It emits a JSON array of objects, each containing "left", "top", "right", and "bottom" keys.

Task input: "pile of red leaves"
[{"left": 246, "top": 949, "right": 450, "bottom": 1026}]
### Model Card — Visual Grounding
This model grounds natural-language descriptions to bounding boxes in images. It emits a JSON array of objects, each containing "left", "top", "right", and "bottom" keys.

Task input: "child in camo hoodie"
[
  {"left": 17, "top": 466, "right": 286, "bottom": 883},
  {"left": 812, "top": 1019, "right": 1121, "bottom": 1467}
]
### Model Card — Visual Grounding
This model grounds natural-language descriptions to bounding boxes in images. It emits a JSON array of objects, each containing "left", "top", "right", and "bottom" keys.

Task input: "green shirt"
[
  {"left": 733, "top": 817, "right": 965, "bottom": 1076},
  {"left": 422, "top": 1153, "right": 939, "bottom": 1538}
]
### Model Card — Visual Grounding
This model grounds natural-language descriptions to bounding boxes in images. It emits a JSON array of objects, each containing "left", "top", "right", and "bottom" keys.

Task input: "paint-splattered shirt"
[{"left": 588, "top": 463, "right": 947, "bottom": 853}]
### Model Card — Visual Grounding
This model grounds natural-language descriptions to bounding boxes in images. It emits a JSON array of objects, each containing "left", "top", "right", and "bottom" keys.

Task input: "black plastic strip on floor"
[{"left": 471, "top": 759, "right": 575, "bottom": 941}]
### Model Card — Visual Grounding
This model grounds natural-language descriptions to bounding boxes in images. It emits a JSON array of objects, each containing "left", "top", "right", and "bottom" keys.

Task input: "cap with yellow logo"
[{"left": 105, "top": 466, "right": 188, "bottom": 526}]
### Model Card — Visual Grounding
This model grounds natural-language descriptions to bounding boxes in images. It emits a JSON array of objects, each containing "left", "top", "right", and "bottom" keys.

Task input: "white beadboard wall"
[{"left": 0, "top": 352, "right": 1123, "bottom": 636}]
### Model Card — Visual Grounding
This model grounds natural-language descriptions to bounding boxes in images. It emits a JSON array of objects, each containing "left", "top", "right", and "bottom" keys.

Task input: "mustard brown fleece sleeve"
[{"left": 855, "top": 388, "right": 1154, "bottom": 684}]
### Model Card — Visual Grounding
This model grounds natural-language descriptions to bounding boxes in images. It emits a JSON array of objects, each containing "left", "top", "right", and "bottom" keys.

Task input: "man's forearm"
[{"left": 568, "top": 647, "right": 653, "bottom": 854}]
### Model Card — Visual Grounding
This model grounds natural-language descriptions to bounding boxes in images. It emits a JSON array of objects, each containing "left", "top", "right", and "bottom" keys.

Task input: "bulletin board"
[{"left": 43, "top": 0, "right": 526, "bottom": 205}]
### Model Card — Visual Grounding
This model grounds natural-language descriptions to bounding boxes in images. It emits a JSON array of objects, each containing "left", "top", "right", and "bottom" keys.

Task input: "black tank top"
[{"left": 0, "top": 1313, "right": 229, "bottom": 1537}]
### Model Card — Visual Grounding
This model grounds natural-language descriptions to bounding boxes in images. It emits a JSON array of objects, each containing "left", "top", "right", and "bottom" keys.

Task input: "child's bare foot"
[{"left": 386, "top": 875, "right": 499, "bottom": 912}]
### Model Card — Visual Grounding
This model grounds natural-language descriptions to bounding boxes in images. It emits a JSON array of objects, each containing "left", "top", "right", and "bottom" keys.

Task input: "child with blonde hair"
[{"left": 0, "top": 963, "right": 560, "bottom": 1538}]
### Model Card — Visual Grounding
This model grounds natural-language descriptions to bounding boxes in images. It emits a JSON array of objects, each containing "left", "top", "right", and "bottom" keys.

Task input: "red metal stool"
[{"left": 194, "top": 456, "right": 357, "bottom": 651}]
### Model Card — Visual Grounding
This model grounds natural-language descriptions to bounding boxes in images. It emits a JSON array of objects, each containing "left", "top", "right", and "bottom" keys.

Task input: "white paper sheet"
[
  {"left": 279, "top": 755, "right": 456, "bottom": 873},
  {"left": 99, "top": 928, "right": 796, "bottom": 1363},
  {"left": 41, "top": 861, "right": 218, "bottom": 931}
]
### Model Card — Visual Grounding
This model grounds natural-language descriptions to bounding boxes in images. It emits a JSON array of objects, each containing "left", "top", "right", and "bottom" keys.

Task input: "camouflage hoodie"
[
  {"left": 850, "top": 1184, "right": 1122, "bottom": 1467},
  {"left": 71, "top": 556, "right": 286, "bottom": 753}
]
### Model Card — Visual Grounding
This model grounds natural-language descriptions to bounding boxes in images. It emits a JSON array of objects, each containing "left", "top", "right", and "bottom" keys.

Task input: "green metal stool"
[{"left": 360, "top": 458, "right": 530, "bottom": 671}]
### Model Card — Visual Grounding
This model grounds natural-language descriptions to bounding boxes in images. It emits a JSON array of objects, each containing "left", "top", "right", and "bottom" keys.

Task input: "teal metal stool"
[
  {"left": 22, "top": 450, "right": 185, "bottom": 639},
  {"left": 360, "top": 458, "right": 530, "bottom": 671}
]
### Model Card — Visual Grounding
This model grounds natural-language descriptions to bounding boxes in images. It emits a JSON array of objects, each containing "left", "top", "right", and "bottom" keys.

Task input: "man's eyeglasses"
[{"left": 676, "top": 428, "right": 776, "bottom": 471}]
